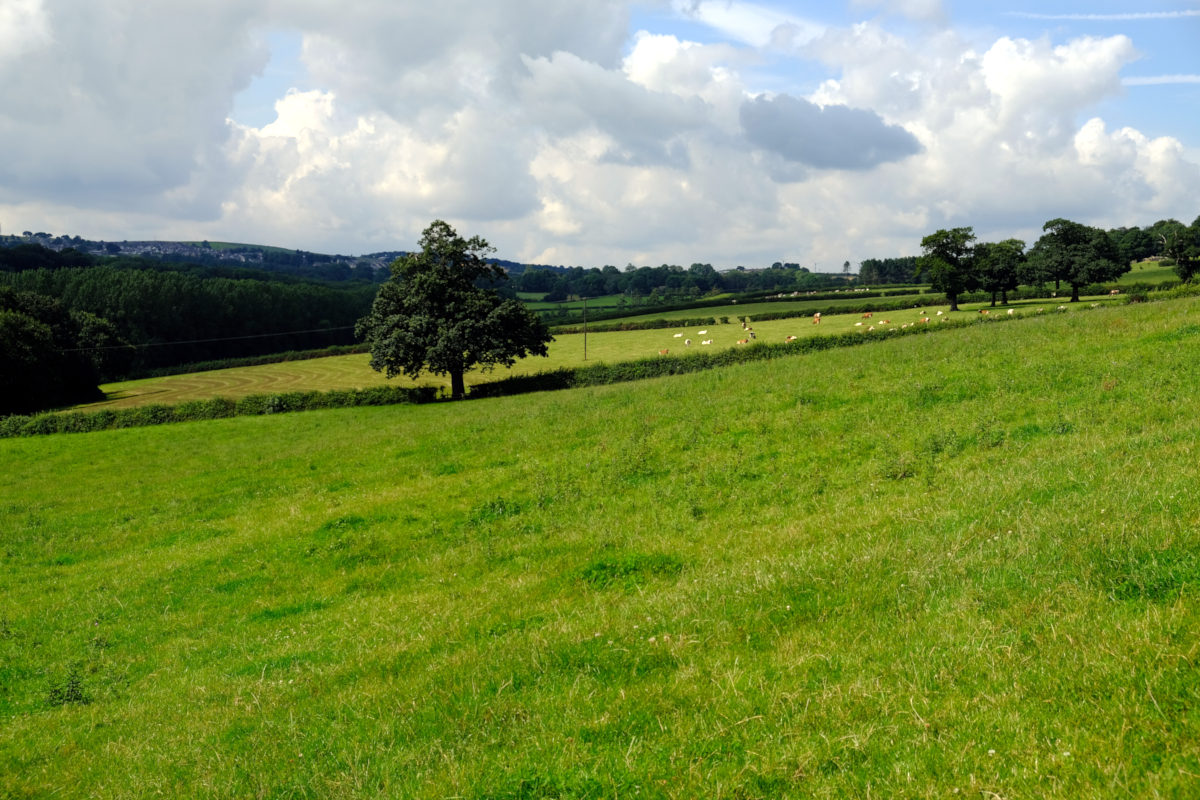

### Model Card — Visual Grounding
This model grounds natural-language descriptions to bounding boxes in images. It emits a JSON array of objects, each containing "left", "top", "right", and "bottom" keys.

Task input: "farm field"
[
  {"left": 80, "top": 295, "right": 1122, "bottom": 411},
  {"left": 600, "top": 291, "right": 929, "bottom": 323},
  {"left": 1118, "top": 263, "right": 1179, "bottom": 284},
  {"left": 3, "top": 295, "right": 1199, "bottom": 797}
]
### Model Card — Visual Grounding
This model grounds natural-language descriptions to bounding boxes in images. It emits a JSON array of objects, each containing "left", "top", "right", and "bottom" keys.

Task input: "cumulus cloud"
[
  {"left": 740, "top": 94, "right": 922, "bottom": 171},
  {"left": 0, "top": 0, "right": 1195, "bottom": 268}
]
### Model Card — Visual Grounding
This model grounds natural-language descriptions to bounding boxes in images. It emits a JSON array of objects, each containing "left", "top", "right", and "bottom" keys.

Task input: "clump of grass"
[{"left": 578, "top": 553, "right": 684, "bottom": 589}]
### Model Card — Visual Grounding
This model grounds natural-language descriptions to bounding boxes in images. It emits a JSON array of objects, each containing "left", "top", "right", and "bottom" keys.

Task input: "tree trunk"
[
  {"left": 1055, "top": 279, "right": 1060, "bottom": 291},
  {"left": 990, "top": 292, "right": 997, "bottom": 307},
  {"left": 1001, "top": 290, "right": 1009, "bottom": 305},
  {"left": 949, "top": 293, "right": 959, "bottom": 312},
  {"left": 1070, "top": 284, "right": 1080, "bottom": 302},
  {"left": 450, "top": 370, "right": 465, "bottom": 400}
]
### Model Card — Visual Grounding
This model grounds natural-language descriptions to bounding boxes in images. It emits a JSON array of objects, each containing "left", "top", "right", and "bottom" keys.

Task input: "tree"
[
  {"left": 1026, "top": 219, "right": 1129, "bottom": 302},
  {"left": 1159, "top": 222, "right": 1200, "bottom": 282},
  {"left": 975, "top": 239, "right": 1025, "bottom": 306},
  {"left": 915, "top": 228, "right": 977, "bottom": 311},
  {"left": 354, "top": 220, "right": 552, "bottom": 399}
]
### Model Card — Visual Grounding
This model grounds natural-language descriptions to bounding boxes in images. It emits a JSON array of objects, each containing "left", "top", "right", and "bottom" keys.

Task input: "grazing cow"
[
  {"left": 659, "top": 349, "right": 669, "bottom": 355},
  {"left": 1109, "top": 289, "right": 1121, "bottom": 296},
  {"left": 698, "top": 330, "right": 707, "bottom": 335},
  {"left": 862, "top": 313, "right": 873, "bottom": 319},
  {"left": 685, "top": 339, "right": 691, "bottom": 347},
  {"left": 737, "top": 338, "right": 749, "bottom": 345},
  {"left": 813, "top": 313, "right": 822, "bottom": 325},
  {"left": 786, "top": 335, "right": 797, "bottom": 341},
  {"left": 749, "top": 331, "right": 756, "bottom": 339}
]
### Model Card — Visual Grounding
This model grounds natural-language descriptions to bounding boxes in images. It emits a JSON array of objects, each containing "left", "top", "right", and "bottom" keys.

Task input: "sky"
[{"left": 1, "top": 0, "right": 1198, "bottom": 267}]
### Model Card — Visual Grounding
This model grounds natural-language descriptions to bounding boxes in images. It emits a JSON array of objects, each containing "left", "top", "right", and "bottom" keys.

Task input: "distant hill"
[{"left": 0, "top": 233, "right": 568, "bottom": 283}]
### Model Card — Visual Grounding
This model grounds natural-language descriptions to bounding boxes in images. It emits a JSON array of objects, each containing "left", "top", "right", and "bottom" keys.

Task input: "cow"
[
  {"left": 937, "top": 311, "right": 943, "bottom": 316},
  {"left": 702, "top": 339, "right": 713, "bottom": 345},
  {"left": 659, "top": 349, "right": 669, "bottom": 355},
  {"left": 749, "top": 331, "right": 756, "bottom": 339},
  {"left": 737, "top": 338, "right": 749, "bottom": 345},
  {"left": 863, "top": 313, "right": 874, "bottom": 319},
  {"left": 1007, "top": 309, "right": 1014, "bottom": 315},
  {"left": 673, "top": 333, "right": 683, "bottom": 338},
  {"left": 685, "top": 339, "right": 691, "bottom": 347},
  {"left": 1109, "top": 289, "right": 1121, "bottom": 296},
  {"left": 980, "top": 309, "right": 989, "bottom": 315},
  {"left": 921, "top": 317, "right": 929, "bottom": 323},
  {"left": 813, "top": 313, "right": 822, "bottom": 325},
  {"left": 785, "top": 335, "right": 797, "bottom": 341},
  {"left": 697, "top": 330, "right": 707, "bottom": 335}
]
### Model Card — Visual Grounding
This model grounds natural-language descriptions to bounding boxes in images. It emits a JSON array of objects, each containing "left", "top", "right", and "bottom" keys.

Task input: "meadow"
[
  {"left": 2, "top": 294, "right": 1198, "bottom": 798},
  {"left": 82, "top": 296, "right": 1118, "bottom": 411}
]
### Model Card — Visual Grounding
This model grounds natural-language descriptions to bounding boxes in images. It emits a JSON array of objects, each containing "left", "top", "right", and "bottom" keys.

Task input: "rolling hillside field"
[
  {"left": 79, "top": 296, "right": 1120, "bottom": 411},
  {"left": 2, "top": 295, "right": 1198, "bottom": 797}
]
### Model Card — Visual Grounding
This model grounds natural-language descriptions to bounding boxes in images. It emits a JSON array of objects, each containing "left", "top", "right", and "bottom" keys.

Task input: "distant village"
[{"left": 0, "top": 229, "right": 392, "bottom": 271}]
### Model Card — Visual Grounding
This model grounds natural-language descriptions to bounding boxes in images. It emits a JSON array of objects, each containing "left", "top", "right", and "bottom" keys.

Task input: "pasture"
[
  {"left": 3, "top": 295, "right": 1198, "bottom": 798},
  {"left": 83, "top": 296, "right": 1120, "bottom": 411}
]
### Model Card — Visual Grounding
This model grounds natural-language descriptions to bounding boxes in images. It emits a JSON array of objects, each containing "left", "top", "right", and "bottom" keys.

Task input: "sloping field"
[
  {"left": 3, "top": 296, "right": 1198, "bottom": 797},
  {"left": 82, "top": 296, "right": 1118, "bottom": 410}
]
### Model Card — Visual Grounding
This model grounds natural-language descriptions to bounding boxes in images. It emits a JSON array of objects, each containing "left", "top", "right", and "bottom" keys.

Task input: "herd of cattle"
[{"left": 654, "top": 298, "right": 1111, "bottom": 355}]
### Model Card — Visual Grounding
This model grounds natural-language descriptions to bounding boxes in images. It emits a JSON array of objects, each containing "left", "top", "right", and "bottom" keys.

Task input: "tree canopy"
[
  {"left": 915, "top": 228, "right": 977, "bottom": 311},
  {"left": 1026, "top": 219, "right": 1128, "bottom": 301},
  {"left": 355, "top": 221, "right": 552, "bottom": 399},
  {"left": 975, "top": 239, "right": 1025, "bottom": 306}
]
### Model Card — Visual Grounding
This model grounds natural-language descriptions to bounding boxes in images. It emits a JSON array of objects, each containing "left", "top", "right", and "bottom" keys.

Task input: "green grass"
[
  {"left": 82, "top": 296, "right": 1121, "bottom": 410},
  {"left": 605, "top": 291, "right": 926, "bottom": 323},
  {"left": 1117, "top": 263, "right": 1179, "bottom": 284},
  {"left": 525, "top": 293, "right": 627, "bottom": 311},
  {"left": 3, "top": 295, "right": 1199, "bottom": 797},
  {"left": 183, "top": 241, "right": 298, "bottom": 254}
]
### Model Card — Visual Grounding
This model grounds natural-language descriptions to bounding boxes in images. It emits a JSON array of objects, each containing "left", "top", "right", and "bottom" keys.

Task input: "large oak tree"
[
  {"left": 355, "top": 221, "right": 552, "bottom": 400},
  {"left": 916, "top": 227, "right": 978, "bottom": 311},
  {"left": 1025, "top": 219, "right": 1129, "bottom": 302}
]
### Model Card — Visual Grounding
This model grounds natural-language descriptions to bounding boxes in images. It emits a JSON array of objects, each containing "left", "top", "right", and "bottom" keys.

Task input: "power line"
[{"left": 61, "top": 326, "right": 357, "bottom": 352}]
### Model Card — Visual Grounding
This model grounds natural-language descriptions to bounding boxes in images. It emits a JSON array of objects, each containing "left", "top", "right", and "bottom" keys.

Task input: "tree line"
[
  {"left": 515, "top": 262, "right": 851, "bottom": 301},
  {"left": 1, "top": 247, "right": 382, "bottom": 413},
  {"left": 916, "top": 216, "right": 1200, "bottom": 311}
]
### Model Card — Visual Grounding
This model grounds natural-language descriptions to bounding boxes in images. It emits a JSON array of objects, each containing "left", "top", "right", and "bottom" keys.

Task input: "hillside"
[{"left": 2, "top": 296, "right": 1199, "bottom": 797}]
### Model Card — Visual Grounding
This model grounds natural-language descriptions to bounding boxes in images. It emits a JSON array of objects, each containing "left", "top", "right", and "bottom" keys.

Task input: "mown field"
[
  {"left": 3, "top": 295, "right": 1198, "bottom": 798},
  {"left": 81, "top": 296, "right": 1118, "bottom": 410}
]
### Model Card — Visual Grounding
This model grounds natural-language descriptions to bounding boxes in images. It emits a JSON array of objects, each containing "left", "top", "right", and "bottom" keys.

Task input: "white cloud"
[
  {"left": 0, "top": 0, "right": 53, "bottom": 62},
  {"left": 1010, "top": 10, "right": 1200, "bottom": 21},
  {"left": 1123, "top": 74, "right": 1200, "bottom": 86},
  {"left": 0, "top": 0, "right": 1196, "bottom": 267},
  {"left": 671, "top": 0, "right": 825, "bottom": 48}
]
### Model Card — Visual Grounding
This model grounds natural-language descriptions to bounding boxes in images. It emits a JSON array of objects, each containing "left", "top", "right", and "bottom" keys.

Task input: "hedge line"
[
  {"left": 126, "top": 343, "right": 372, "bottom": 380},
  {"left": 0, "top": 385, "right": 437, "bottom": 438}
]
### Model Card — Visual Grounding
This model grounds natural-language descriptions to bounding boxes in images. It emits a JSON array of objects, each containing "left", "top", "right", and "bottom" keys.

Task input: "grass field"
[
  {"left": 1118, "top": 263, "right": 1178, "bottom": 284},
  {"left": 82, "top": 295, "right": 1121, "bottom": 411},
  {"left": 3, "top": 295, "right": 1198, "bottom": 797}
]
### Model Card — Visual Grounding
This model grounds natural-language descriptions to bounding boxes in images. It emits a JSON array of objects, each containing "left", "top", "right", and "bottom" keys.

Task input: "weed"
[{"left": 47, "top": 665, "right": 90, "bottom": 707}]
